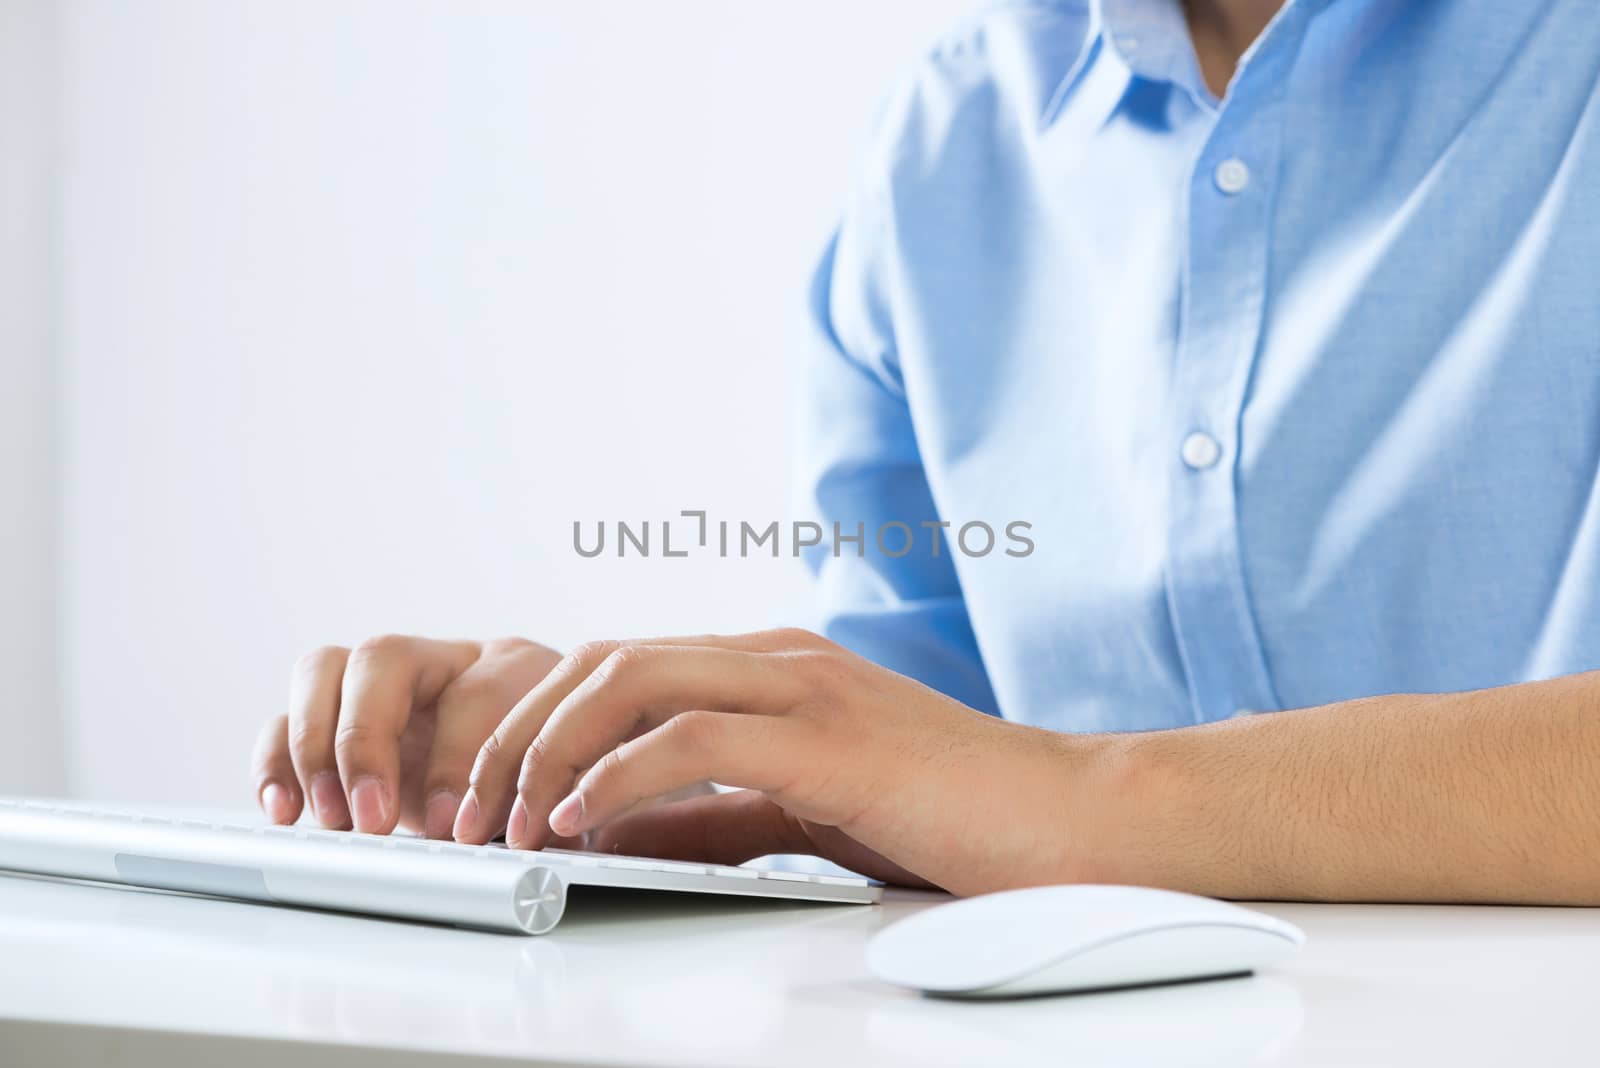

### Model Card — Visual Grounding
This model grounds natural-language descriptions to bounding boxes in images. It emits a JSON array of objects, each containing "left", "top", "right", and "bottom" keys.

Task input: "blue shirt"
[{"left": 798, "top": 0, "right": 1600, "bottom": 731}]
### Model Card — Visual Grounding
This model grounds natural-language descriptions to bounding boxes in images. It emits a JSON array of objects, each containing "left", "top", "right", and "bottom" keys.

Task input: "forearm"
[{"left": 1087, "top": 672, "right": 1600, "bottom": 904}]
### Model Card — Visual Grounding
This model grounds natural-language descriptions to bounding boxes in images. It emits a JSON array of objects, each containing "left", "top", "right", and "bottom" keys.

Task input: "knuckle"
[
  {"left": 566, "top": 639, "right": 621, "bottom": 673},
  {"left": 593, "top": 746, "right": 628, "bottom": 785},
  {"left": 348, "top": 633, "right": 412, "bottom": 666},
  {"left": 519, "top": 733, "right": 550, "bottom": 773},
  {"left": 668, "top": 709, "right": 718, "bottom": 748},
  {"left": 516, "top": 737, "right": 554, "bottom": 791},
  {"left": 593, "top": 644, "right": 651, "bottom": 685},
  {"left": 768, "top": 626, "right": 821, "bottom": 648},
  {"left": 786, "top": 651, "right": 849, "bottom": 709},
  {"left": 332, "top": 720, "right": 382, "bottom": 760},
  {"left": 287, "top": 717, "right": 323, "bottom": 752},
  {"left": 787, "top": 648, "right": 839, "bottom": 679},
  {"left": 292, "top": 645, "right": 347, "bottom": 678},
  {"left": 471, "top": 727, "right": 527, "bottom": 788},
  {"left": 472, "top": 731, "right": 508, "bottom": 779},
  {"left": 480, "top": 636, "right": 533, "bottom": 659}
]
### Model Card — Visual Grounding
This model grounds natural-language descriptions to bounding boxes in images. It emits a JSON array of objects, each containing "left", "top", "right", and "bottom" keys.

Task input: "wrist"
[
  {"left": 1006, "top": 725, "right": 1155, "bottom": 889},
  {"left": 1059, "top": 725, "right": 1211, "bottom": 891}
]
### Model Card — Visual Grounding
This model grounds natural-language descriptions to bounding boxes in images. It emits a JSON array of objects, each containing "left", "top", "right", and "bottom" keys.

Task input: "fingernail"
[
  {"left": 260, "top": 782, "right": 292, "bottom": 824},
  {"left": 507, "top": 797, "right": 528, "bottom": 846},
  {"left": 350, "top": 777, "right": 389, "bottom": 833},
  {"left": 311, "top": 773, "right": 350, "bottom": 829},
  {"left": 452, "top": 789, "right": 481, "bottom": 841},
  {"left": 424, "top": 791, "right": 460, "bottom": 840},
  {"left": 549, "top": 792, "right": 583, "bottom": 836}
]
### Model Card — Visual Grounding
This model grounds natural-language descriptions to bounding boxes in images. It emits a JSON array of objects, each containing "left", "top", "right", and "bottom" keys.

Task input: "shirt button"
[
  {"left": 1181, "top": 431, "right": 1222, "bottom": 470},
  {"left": 1214, "top": 158, "right": 1250, "bottom": 195}
]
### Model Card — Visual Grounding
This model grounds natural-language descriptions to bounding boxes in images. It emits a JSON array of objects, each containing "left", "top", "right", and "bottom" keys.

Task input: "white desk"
[{"left": 1, "top": 838, "right": 1598, "bottom": 1067}]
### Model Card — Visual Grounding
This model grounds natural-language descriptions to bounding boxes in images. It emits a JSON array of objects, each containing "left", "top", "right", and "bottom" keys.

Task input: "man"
[{"left": 251, "top": 0, "right": 1600, "bottom": 902}]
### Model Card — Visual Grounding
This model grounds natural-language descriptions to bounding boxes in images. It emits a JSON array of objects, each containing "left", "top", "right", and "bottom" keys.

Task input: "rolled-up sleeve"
[{"left": 795, "top": 166, "right": 999, "bottom": 716}]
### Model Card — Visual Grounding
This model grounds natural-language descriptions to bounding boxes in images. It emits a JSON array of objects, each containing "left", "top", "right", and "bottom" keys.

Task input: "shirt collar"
[
  {"left": 1096, "top": 0, "right": 1209, "bottom": 95},
  {"left": 1043, "top": 0, "right": 1340, "bottom": 124}
]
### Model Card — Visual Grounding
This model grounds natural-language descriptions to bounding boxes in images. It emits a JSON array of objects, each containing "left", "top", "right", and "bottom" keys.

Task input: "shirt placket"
[{"left": 1164, "top": 11, "right": 1311, "bottom": 723}]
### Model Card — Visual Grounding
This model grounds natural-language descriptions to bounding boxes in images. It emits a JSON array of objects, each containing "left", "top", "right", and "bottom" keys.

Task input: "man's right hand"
[{"left": 250, "top": 636, "right": 564, "bottom": 839}]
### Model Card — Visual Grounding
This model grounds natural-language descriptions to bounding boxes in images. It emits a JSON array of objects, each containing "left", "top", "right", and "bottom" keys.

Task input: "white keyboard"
[{"left": 0, "top": 798, "right": 880, "bottom": 934}]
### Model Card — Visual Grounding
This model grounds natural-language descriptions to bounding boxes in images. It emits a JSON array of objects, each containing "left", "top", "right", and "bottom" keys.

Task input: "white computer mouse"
[{"left": 867, "top": 885, "right": 1305, "bottom": 998}]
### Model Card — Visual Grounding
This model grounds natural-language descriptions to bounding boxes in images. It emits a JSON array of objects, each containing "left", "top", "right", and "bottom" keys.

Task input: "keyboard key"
[
  {"left": 656, "top": 862, "right": 712, "bottom": 876},
  {"left": 710, "top": 865, "right": 760, "bottom": 879},
  {"left": 596, "top": 856, "right": 663, "bottom": 871}
]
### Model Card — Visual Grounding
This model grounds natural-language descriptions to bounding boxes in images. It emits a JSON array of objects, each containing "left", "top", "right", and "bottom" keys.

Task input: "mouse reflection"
[{"left": 865, "top": 972, "right": 1306, "bottom": 1068}]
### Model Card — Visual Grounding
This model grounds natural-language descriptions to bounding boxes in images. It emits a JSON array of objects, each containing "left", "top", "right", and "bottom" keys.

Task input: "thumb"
[
  {"left": 586, "top": 789, "right": 936, "bottom": 888},
  {"left": 585, "top": 789, "right": 808, "bottom": 866}
]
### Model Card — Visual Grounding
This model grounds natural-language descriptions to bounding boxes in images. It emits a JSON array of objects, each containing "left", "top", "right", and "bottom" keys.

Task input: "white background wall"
[
  {"left": 4, "top": 0, "right": 971, "bottom": 806},
  {"left": 0, "top": 0, "right": 65, "bottom": 796}
]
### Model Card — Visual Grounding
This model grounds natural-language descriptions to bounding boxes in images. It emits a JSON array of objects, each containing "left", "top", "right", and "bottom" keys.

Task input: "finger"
[
  {"left": 288, "top": 645, "right": 352, "bottom": 829},
  {"left": 251, "top": 714, "right": 303, "bottom": 825},
  {"left": 419, "top": 640, "right": 559, "bottom": 839},
  {"left": 335, "top": 635, "right": 479, "bottom": 834},
  {"left": 454, "top": 640, "right": 622, "bottom": 843},
  {"left": 545, "top": 712, "right": 799, "bottom": 841},
  {"left": 587, "top": 789, "right": 810, "bottom": 866},
  {"left": 497, "top": 645, "right": 807, "bottom": 849},
  {"left": 458, "top": 636, "right": 816, "bottom": 845},
  {"left": 615, "top": 627, "right": 829, "bottom": 655}
]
